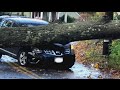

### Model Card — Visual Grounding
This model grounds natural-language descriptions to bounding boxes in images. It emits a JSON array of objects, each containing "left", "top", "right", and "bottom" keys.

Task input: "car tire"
[
  {"left": 17, "top": 50, "right": 30, "bottom": 66},
  {"left": 62, "top": 61, "right": 75, "bottom": 70}
]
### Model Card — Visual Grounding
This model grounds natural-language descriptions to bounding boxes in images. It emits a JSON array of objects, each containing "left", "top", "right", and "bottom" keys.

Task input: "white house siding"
[
  {"left": 116, "top": 12, "right": 120, "bottom": 15},
  {"left": 10, "top": 12, "right": 21, "bottom": 15},
  {"left": 7, "top": 12, "right": 80, "bottom": 21},
  {"left": 7, "top": 12, "right": 31, "bottom": 17},
  {"left": 23, "top": 12, "right": 31, "bottom": 17}
]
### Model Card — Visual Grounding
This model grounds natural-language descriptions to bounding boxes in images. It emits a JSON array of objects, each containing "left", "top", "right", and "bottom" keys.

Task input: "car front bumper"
[{"left": 29, "top": 53, "right": 75, "bottom": 68}]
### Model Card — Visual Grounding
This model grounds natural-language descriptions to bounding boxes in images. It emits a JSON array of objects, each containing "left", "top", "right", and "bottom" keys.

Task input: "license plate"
[{"left": 54, "top": 57, "right": 63, "bottom": 63}]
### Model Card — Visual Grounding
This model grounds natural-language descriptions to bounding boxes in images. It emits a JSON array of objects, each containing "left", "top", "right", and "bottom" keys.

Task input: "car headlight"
[
  {"left": 71, "top": 45, "right": 74, "bottom": 50},
  {"left": 70, "top": 45, "right": 75, "bottom": 55}
]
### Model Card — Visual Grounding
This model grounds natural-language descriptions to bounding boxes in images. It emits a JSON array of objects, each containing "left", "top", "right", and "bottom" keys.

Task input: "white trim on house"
[
  {"left": 64, "top": 12, "right": 68, "bottom": 23},
  {"left": 57, "top": 12, "right": 60, "bottom": 20},
  {"left": 48, "top": 12, "right": 52, "bottom": 22},
  {"left": 40, "top": 12, "right": 43, "bottom": 19},
  {"left": 30, "top": 12, "right": 32, "bottom": 18}
]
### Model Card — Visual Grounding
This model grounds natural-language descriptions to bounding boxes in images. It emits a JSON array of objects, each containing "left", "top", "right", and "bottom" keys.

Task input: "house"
[
  {"left": 59, "top": 12, "right": 80, "bottom": 19},
  {"left": 1, "top": 12, "right": 109, "bottom": 22},
  {"left": 30, "top": 12, "right": 80, "bottom": 22},
  {"left": 6, "top": 12, "right": 81, "bottom": 22}
]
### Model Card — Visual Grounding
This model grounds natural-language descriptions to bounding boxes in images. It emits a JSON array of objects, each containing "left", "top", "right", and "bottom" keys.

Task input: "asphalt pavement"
[{"left": 0, "top": 55, "right": 111, "bottom": 79}]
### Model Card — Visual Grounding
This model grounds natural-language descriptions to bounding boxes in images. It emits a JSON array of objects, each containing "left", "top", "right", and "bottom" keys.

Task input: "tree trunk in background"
[
  {"left": 21, "top": 12, "right": 24, "bottom": 16},
  {"left": 52, "top": 12, "right": 57, "bottom": 22}
]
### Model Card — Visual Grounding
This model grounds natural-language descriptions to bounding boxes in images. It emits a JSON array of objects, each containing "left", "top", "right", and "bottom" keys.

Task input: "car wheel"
[
  {"left": 17, "top": 50, "right": 30, "bottom": 66},
  {"left": 61, "top": 62, "right": 75, "bottom": 70}
]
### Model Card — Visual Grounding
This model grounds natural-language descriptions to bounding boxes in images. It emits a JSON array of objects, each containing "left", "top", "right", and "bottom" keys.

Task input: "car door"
[{"left": 0, "top": 20, "right": 20, "bottom": 58}]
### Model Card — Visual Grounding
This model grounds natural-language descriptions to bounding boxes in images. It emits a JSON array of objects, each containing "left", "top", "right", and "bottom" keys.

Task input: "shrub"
[{"left": 109, "top": 39, "right": 120, "bottom": 69}]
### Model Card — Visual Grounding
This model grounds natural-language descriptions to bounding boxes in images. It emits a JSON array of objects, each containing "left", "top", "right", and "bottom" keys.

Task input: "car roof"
[
  {"left": 0, "top": 15, "right": 28, "bottom": 22},
  {"left": 3, "top": 17, "right": 49, "bottom": 25},
  {"left": 0, "top": 15, "right": 10, "bottom": 18},
  {"left": 0, "top": 15, "right": 10, "bottom": 19},
  {"left": 0, "top": 15, "right": 10, "bottom": 23},
  {"left": 0, "top": 15, "right": 28, "bottom": 19}
]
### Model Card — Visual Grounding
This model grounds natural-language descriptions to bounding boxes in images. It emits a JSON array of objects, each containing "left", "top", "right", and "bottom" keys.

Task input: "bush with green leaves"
[{"left": 109, "top": 39, "right": 120, "bottom": 69}]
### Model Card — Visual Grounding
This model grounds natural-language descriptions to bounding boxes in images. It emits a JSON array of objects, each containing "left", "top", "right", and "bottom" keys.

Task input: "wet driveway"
[{"left": 0, "top": 55, "right": 111, "bottom": 79}]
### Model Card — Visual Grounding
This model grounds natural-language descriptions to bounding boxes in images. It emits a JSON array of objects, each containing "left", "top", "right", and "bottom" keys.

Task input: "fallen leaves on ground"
[
  {"left": 73, "top": 40, "right": 111, "bottom": 78},
  {"left": 73, "top": 40, "right": 103, "bottom": 65}
]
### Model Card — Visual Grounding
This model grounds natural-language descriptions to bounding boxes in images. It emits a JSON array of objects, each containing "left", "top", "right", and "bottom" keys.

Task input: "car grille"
[{"left": 44, "top": 50, "right": 63, "bottom": 56}]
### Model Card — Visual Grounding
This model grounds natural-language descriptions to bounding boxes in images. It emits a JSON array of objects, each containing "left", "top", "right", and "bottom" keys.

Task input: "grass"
[{"left": 108, "top": 39, "right": 120, "bottom": 70}]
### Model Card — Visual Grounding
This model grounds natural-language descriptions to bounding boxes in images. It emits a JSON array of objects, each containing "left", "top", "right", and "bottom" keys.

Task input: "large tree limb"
[{"left": 0, "top": 20, "right": 120, "bottom": 47}]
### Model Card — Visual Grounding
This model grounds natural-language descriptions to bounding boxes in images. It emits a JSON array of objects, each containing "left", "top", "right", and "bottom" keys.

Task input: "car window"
[
  {"left": 19, "top": 23, "right": 41, "bottom": 27},
  {"left": 5, "top": 20, "right": 13, "bottom": 27},
  {"left": 1, "top": 20, "right": 14, "bottom": 27}
]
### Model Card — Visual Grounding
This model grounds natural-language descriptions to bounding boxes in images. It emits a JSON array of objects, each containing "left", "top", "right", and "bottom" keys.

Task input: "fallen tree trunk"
[{"left": 0, "top": 20, "right": 120, "bottom": 47}]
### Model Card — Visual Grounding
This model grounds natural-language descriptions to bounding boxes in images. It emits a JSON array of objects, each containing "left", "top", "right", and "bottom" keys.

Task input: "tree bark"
[{"left": 0, "top": 20, "right": 120, "bottom": 47}]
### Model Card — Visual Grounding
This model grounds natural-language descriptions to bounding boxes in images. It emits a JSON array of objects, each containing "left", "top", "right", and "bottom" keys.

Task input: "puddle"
[{"left": 70, "top": 63, "right": 110, "bottom": 79}]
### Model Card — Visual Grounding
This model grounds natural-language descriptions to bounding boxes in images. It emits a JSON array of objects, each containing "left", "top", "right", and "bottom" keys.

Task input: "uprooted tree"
[
  {"left": 0, "top": 20, "right": 119, "bottom": 46},
  {"left": 0, "top": 15, "right": 120, "bottom": 48}
]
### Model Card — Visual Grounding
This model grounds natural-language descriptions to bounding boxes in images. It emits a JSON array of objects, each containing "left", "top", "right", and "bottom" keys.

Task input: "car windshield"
[
  {"left": 0, "top": 17, "right": 49, "bottom": 27},
  {"left": 0, "top": 15, "right": 27, "bottom": 25}
]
